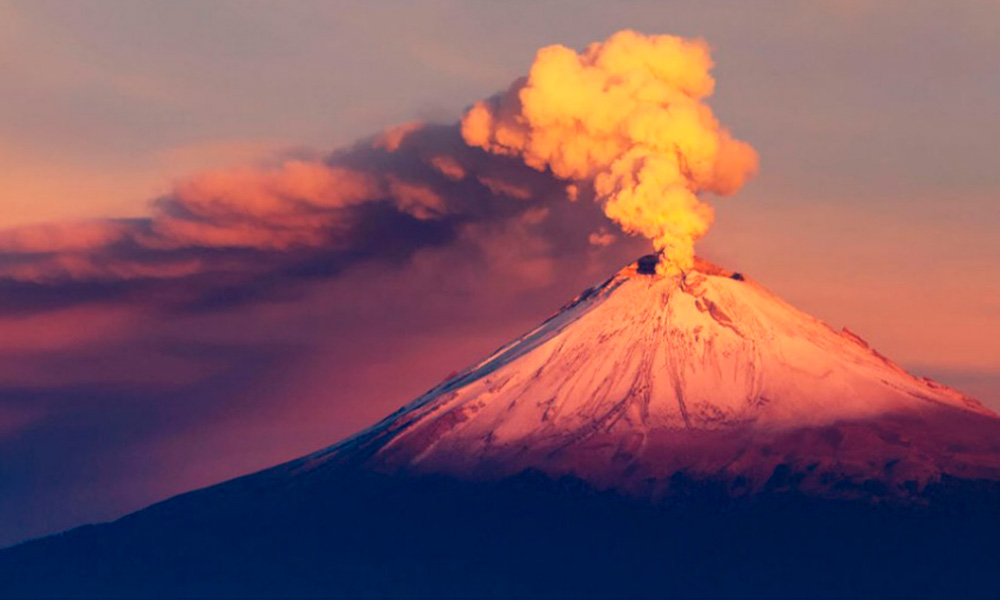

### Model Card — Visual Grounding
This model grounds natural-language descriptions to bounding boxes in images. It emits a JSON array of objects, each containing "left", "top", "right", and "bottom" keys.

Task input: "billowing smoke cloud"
[{"left": 461, "top": 30, "right": 759, "bottom": 273}]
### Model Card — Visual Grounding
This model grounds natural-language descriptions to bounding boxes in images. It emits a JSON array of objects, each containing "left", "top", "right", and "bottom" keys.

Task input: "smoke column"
[{"left": 462, "top": 30, "right": 759, "bottom": 273}]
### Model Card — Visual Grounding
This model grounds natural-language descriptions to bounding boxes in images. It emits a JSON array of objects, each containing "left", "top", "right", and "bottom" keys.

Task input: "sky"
[{"left": 1, "top": 0, "right": 998, "bottom": 546}]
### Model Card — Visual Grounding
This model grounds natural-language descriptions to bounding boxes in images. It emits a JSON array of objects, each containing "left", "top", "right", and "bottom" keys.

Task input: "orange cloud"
[
  {"left": 588, "top": 227, "right": 617, "bottom": 247},
  {"left": 386, "top": 176, "right": 447, "bottom": 220},
  {"left": 429, "top": 155, "right": 466, "bottom": 181},
  {"left": 170, "top": 161, "right": 377, "bottom": 221},
  {"left": 0, "top": 221, "right": 127, "bottom": 253},
  {"left": 374, "top": 121, "right": 425, "bottom": 152},
  {"left": 147, "top": 161, "right": 380, "bottom": 251}
]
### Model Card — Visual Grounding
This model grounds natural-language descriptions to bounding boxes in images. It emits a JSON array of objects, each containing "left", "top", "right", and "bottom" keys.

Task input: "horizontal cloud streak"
[{"left": 0, "top": 122, "right": 610, "bottom": 314}]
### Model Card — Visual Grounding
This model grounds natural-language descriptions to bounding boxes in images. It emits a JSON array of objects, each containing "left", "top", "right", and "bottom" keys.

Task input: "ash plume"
[{"left": 461, "top": 30, "right": 759, "bottom": 273}]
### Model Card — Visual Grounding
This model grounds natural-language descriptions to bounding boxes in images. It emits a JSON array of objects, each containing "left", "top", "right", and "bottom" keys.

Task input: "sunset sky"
[{"left": 1, "top": 0, "right": 998, "bottom": 546}]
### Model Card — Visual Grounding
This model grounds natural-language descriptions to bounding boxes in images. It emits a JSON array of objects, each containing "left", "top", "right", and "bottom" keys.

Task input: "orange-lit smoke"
[{"left": 462, "top": 30, "right": 759, "bottom": 273}]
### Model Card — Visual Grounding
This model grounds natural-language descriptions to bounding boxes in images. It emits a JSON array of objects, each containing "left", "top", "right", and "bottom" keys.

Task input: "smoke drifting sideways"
[
  {"left": 463, "top": 30, "right": 759, "bottom": 273},
  {"left": 0, "top": 123, "right": 600, "bottom": 312}
]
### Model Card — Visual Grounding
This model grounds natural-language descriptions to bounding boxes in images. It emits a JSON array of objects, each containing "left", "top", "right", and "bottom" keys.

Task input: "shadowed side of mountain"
[{"left": 2, "top": 465, "right": 1000, "bottom": 599}]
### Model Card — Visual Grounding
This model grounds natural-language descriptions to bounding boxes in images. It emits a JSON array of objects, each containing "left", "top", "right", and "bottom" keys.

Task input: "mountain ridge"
[{"left": 295, "top": 255, "right": 999, "bottom": 501}]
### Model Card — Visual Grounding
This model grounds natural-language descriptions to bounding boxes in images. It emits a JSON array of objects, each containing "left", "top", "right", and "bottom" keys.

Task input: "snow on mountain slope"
[{"left": 305, "top": 256, "right": 1000, "bottom": 498}]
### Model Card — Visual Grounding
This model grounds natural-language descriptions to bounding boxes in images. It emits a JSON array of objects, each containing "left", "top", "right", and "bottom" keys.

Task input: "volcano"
[{"left": 3, "top": 256, "right": 1000, "bottom": 598}]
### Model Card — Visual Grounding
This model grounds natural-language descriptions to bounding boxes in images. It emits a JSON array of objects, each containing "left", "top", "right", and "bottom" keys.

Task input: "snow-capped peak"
[{"left": 309, "top": 256, "right": 1000, "bottom": 498}]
